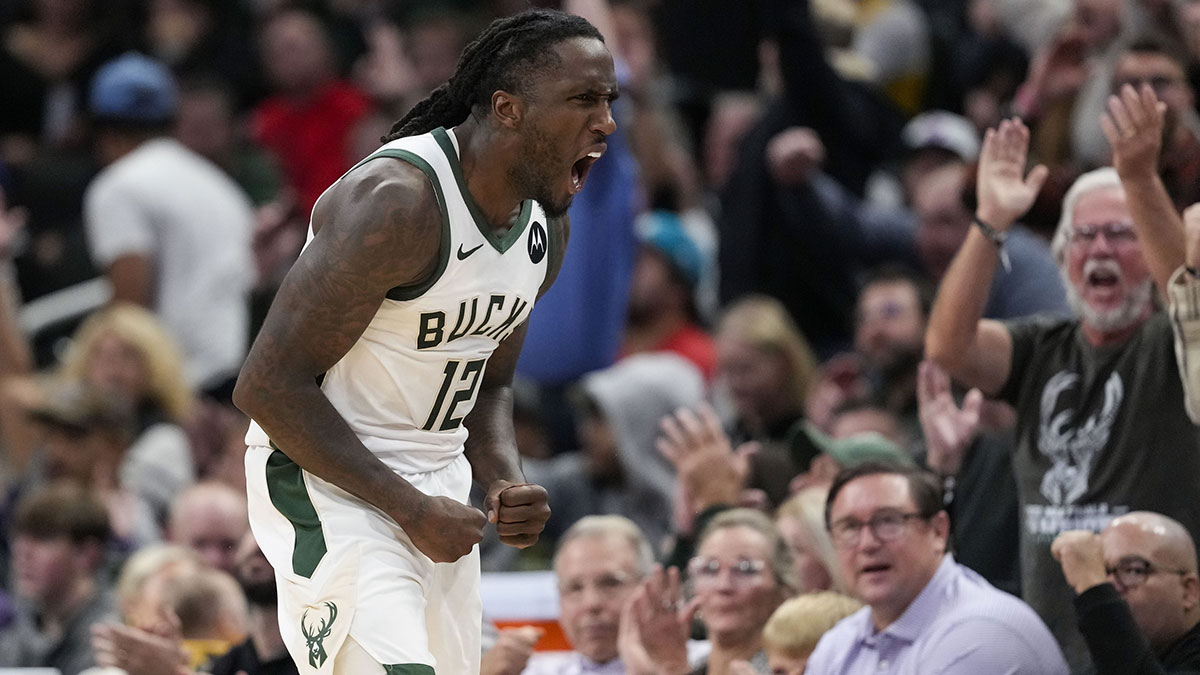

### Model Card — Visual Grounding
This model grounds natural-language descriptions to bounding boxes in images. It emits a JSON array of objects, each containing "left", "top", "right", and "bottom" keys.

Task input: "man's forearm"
[
  {"left": 1122, "top": 173, "right": 1185, "bottom": 292},
  {"left": 234, "top": 374, "right": 427, "bottom": 525},
  {"left": 926, "top": 228, "right": 1001, "bottom": 378},
  {"left": 463, "top": 386, "right": 525, "bottom": 487}
]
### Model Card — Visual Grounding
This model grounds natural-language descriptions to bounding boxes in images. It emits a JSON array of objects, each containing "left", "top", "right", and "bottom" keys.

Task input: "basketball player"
[{"left": 232, "top": 10, "right": 618, "bottom": 674}]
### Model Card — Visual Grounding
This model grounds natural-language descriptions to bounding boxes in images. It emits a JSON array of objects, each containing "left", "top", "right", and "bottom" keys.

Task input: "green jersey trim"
[
  {"left": 264, "top": 445, "right": 326, "bottom": 578},
  {"left": 431, "top": 126, "right": 532, "bottom": 253},
  {"left": 382, "top": 665, "right": 436, "bottom": 675},
  {"left": 348, "top": 149, "right": 452, "bottom": 302}
]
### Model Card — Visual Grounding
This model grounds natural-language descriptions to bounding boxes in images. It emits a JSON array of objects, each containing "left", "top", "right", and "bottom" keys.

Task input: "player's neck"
[{"left": 451, "top": 121, "right": 525, "bottom": 234}]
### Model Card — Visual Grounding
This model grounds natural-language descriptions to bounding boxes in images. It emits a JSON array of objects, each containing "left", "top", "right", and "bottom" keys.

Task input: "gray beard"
[{"left": 1064, "top": 276, "right": 1154, "bottom": 334}]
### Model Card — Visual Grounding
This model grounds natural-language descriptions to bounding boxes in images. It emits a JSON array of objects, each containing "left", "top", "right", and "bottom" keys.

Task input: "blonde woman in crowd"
[{"left": 774, "top": 487, "right": 847, "bottom": 594}]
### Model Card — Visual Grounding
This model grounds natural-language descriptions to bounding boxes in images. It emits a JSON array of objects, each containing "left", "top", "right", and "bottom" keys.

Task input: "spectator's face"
[
  {"left": 1064, "top": 186, "right": 1153, "bottom": 335},
  {"left": 1113, "top": 52, "right": 1192, "bottom": 142},
  {"left": 42, "top": 425, "right": 112, "bottom": 484},
  {"left": 175, "top": 89, "right": 235, "bottom": 163},
  {"left": 555, "top": 534, "right": 640, "bottom": 663},
  {"left": 691, "top": 525, "right": 788, "bottom": 644},
  {"left": 261, "top": 12, "right": 334, "bottom": 94},
  {"left": 171, "top": 496, "right": 248, "bottom": 574},
  {"left": 776, "top": 514, "right": 834, "bottom": 593},
  {"left": 1179, "top": 1, "right": 1200, "bottom": 61},
  {"left": 913, "top": 166, "right": 970, "bottom": 280},
  {"left": 1101, "top": 521, "right": 1197, "bottom": 650},
  {"left": 829, "top": 474, "right": 947, "bottom": 629},
  {"left": 854, "top": 281, "right": 925, "bottom": 372},
  {"left": 234, "top": 531, "right": 277, "bottom": 606},
  {"left": 12, "top": 534, "right": 81, "bottom": 608},
  {"left": 511, "top": 37, "right": 617, "bottom": 218},
  {"left": 716, "top": 338, "right": 792, "bottom": 425},
  {"left": 84, "top": 331, "right": 148, "bottom": 405}
]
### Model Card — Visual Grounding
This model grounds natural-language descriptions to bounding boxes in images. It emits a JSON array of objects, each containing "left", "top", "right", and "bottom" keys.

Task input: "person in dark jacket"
[{"left": 1053, "top": 511, "right": 1200, "bottom": 675}]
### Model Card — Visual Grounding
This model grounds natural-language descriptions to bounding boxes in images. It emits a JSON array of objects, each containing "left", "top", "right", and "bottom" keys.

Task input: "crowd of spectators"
[{"left": 3, "top": 0, "right": 1200, "bottom": 673}]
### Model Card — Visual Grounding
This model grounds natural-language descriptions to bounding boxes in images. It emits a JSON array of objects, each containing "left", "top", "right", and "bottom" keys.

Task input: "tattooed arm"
[
  {"left": 232, "top": 160, "right": 486, "bottom": 563},
  {"left": 463, "top": 214, "right": 566, "bottom": 548}
]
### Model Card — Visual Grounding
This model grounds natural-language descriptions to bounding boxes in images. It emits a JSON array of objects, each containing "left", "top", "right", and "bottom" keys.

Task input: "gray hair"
[
  {"left": 698, "top": 508, "right": 800, "bottom": 594},
  {"left": 1050, "top": 167, "right": 1124, "bottom": 266},
  {"left": 554, "top": 515, "right": 656, "bottom": 579}
]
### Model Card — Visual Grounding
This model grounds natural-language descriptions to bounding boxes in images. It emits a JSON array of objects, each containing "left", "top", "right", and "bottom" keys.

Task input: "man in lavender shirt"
[{"left": 805, "top": 463, "right": 1067, "bottom": 674}]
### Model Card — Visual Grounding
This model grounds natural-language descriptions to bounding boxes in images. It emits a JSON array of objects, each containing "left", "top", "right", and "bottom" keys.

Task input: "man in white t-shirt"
[{"left": 84, "top": 52, "right": 254, "bottom": 396}]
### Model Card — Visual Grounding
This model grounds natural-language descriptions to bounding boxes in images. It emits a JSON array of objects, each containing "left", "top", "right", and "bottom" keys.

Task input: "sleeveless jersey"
[{"left": 246, "top": 127, "right": 551, "bottom": 474}]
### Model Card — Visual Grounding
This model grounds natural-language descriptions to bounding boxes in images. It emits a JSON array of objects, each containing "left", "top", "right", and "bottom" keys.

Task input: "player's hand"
[
  {"left": 1052, "top": 530, "right": 1109, "bottom": 595},
  {"left": 407, "top": 495, "right": 487, "bottom": 563},
  {"left": 975, "top": 117, "right": 1048, "bottom": 229},
  {"left": 1102, "top": 83, "right": 1166, "bottom": 181},
  {"left": 485, "top": 480, "right": 550, "bottom": 548}
]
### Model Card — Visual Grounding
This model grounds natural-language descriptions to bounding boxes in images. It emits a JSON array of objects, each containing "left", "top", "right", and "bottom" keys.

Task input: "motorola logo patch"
[{"left": 528, "top": 221, "right": 547, "bottom": 264}]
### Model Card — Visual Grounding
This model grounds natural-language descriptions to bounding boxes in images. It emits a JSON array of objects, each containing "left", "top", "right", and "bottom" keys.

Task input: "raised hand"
[
  {"left": 619, "top": 565, "right": 697, "bottom": 675},
  {"left": 404, "top": 494, "right": 487, "bottom": 562},
  {"left": 1051, "top": 530, "right": 1108, "bottom": 594},
  {"left": 917, "top": 360, "right": 982, "bottom": 476},
  {"left": 91, "top": 622, "right": 190, "bottom": 675},
  {"left": 1101, "top": 83, "right": 1166, "bottom": 181},
  {"left": 975, "top": 117, "right": 1049, "bottom": 228},
  {"left": 485, "top": 480, "right": 550, "bottom": 549},
  {"left": 657, "top": 404, "right": 753, "bottom": 513}
]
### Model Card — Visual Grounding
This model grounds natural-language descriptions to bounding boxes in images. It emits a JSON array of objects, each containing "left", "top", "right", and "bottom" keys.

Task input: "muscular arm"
[
  {"left": 462, "top": 214, "right": 566, "bottom": 544},
  {"left": 233, "top": 161, "right": 485, "bottom": 561}
]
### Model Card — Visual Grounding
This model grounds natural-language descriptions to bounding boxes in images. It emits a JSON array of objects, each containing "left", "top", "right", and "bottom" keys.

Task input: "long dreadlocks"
[{"left": 382, "top": 9, "right": 603, "bottom": 142}]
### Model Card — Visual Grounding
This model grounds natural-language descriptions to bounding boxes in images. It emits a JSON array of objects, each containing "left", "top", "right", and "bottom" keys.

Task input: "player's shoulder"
[{"left": 313, "top": 154, "right": 441, "bottom": 239}]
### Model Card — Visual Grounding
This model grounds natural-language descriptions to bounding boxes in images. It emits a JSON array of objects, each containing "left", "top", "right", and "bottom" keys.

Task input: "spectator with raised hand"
[
  {"left": 1052, "top": 511, "right": 1200, "bottom": 674},
  {"left": 620, "top": 509, "right": 796, "bottom": 675},
  {"left": 925, "top": 88, "right": 1200, "bottom": 668}
]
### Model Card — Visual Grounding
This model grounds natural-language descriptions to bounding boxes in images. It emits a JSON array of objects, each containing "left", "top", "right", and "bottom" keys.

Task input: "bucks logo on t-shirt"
[
  {"left": 528, "top": 221, "right": 547, "bottom": 264},
  {"left": 301, "top": 601, "right": 338, "bottom": 668}
]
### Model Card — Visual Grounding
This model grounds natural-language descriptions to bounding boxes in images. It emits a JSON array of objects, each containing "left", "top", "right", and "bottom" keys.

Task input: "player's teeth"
[{"left": 587, "top": 151, "right": 602, "bottom": 158}]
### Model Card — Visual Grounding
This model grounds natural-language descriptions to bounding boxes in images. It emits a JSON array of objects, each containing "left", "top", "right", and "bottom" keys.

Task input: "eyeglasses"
[
  {"left": 687, "top": 556, "right": 768, "bottom": 587},
  {"left": 558, "top": 571, "right": 635, "bottom": 600},
  {"left": 1070, "top": 222, "right": 1138, "bottom": 246},
  {"left": 1105, "top": 555, "right": 1189, "bottom": 589},
  {"left": 828, "top": 510, "right": 929, "bottom": 549}
]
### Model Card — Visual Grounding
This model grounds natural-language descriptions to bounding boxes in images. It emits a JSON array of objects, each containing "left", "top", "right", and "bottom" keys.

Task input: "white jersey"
[{"left": 246, "top": 127, "right": 551, "bottom": 474}]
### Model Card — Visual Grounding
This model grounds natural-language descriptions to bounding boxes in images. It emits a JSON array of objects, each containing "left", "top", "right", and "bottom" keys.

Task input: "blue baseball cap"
[
  {"left": 89, "top": 52, "right": 178, "bottom": 123},
  {"left": 636, "top": 210, "right": 703, "bottom": 288}
]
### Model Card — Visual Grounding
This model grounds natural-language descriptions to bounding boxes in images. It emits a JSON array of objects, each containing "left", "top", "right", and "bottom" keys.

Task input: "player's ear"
[{"left": 491, "top": 90, "right": 524, "bottom": 129}]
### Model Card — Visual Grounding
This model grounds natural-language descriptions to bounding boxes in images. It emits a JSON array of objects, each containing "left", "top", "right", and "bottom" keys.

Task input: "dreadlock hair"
[{"left": 383, "top": 9, "right": 603, "bottom": 142}]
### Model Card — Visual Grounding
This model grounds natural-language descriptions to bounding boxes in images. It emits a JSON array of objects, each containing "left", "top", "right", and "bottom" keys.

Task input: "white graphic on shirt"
[{"left": 1037, "top": 371, "right": 1123, "bottom": 505}]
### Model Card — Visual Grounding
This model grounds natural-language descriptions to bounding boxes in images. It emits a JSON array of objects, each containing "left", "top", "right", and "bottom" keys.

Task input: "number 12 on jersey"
[{"left": 422, "top": 358, "right": 487, "bottom": 431}]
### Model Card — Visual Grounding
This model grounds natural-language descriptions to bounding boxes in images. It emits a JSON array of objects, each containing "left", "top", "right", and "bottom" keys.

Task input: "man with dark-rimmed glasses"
[
  {"left": 1054, "top": 512, "right": 1200, "bottom": 674},
  {"left": 805, "top": 462, "right": 1066, "bottom": 674}
]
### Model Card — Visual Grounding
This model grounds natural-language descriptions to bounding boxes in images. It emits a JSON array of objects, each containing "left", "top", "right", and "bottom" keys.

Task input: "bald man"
[
  {"left": 167, "top": 482, "right": 249, "bottom": 574},
  {"left": 1053, "top": 512, "right": 1200, "bottom": 674}
]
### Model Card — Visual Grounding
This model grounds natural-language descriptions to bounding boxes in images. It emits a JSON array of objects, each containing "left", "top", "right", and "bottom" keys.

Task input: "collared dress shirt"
[{"left": 805, "top": 555, "right": 1068, "bottom": 674}]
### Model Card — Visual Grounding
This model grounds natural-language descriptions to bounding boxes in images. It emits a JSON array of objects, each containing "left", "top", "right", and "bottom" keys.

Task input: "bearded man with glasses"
[
  {"left": 1053, "top": 512, "right": 1200, "bottom": 674},
  {"left": 805, "top": 463, "right": 1066, "bottom": 674}
]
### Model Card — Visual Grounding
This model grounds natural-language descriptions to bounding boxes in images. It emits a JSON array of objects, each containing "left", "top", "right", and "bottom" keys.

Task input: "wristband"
[{"left": 973, "top": 215, "right": 1012, "bottom": 273}]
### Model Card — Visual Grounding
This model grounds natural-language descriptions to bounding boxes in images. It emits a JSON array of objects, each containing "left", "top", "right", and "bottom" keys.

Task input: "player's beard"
[{"left": 511, "top": 128, "right": 573, "bottom": 218}]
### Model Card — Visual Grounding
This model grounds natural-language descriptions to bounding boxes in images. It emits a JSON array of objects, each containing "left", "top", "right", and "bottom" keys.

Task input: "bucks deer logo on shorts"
[{"left": 301, "top": 601, "right": 339, "bottom": 668}]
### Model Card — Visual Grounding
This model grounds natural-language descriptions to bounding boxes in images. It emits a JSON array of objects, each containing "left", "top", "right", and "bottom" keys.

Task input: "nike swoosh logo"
[{"left": 457, "top": 243, "right": 483, "bottom": 260}]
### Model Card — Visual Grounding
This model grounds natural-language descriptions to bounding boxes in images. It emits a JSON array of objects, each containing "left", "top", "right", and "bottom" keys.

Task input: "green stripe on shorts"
[
  {"left": 383, "top": 665, "right": 436, "bottom": 675},
  {"left": 264, "top": 446, "right": 327, "bottom": 578}
]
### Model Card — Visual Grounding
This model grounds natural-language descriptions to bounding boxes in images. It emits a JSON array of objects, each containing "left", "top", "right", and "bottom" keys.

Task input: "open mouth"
[
  {"left": 570, "top": 147, "right": 605, "bottom": 193},
  {"left": 860, "top": 563, "right": 892, "bottom": 577}
]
